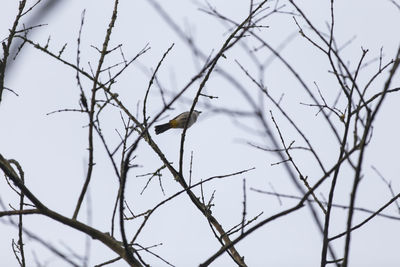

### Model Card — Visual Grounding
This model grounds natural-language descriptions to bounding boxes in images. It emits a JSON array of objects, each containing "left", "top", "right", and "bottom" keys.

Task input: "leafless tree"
[{"left": 1, "top": 0, "right": 400, "bottom": 266}]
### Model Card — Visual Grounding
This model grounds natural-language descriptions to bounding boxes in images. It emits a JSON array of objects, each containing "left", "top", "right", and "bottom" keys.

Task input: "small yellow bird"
[{"left": 155, "top": 110, "right": 202, "bottom": 135}]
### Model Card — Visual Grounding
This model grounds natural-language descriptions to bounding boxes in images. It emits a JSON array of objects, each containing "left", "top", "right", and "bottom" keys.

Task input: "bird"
[{"left": 155, "top": 110, "right": 202, "bottom": 135}]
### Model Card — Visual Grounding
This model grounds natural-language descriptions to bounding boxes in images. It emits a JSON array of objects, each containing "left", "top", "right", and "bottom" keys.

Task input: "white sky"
[{"left": 1, "top": 0, "right": 400, "bottom": 266}]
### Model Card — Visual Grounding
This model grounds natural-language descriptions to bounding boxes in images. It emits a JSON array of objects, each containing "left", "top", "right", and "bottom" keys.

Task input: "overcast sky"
[{"left": 1, "top": 0, "right": 400, "bottom": 266}]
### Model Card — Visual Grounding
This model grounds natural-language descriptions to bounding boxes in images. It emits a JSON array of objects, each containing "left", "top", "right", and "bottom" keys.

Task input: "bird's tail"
[{"left": 155, "top": 123, "right": 171, "bottom": 135}]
